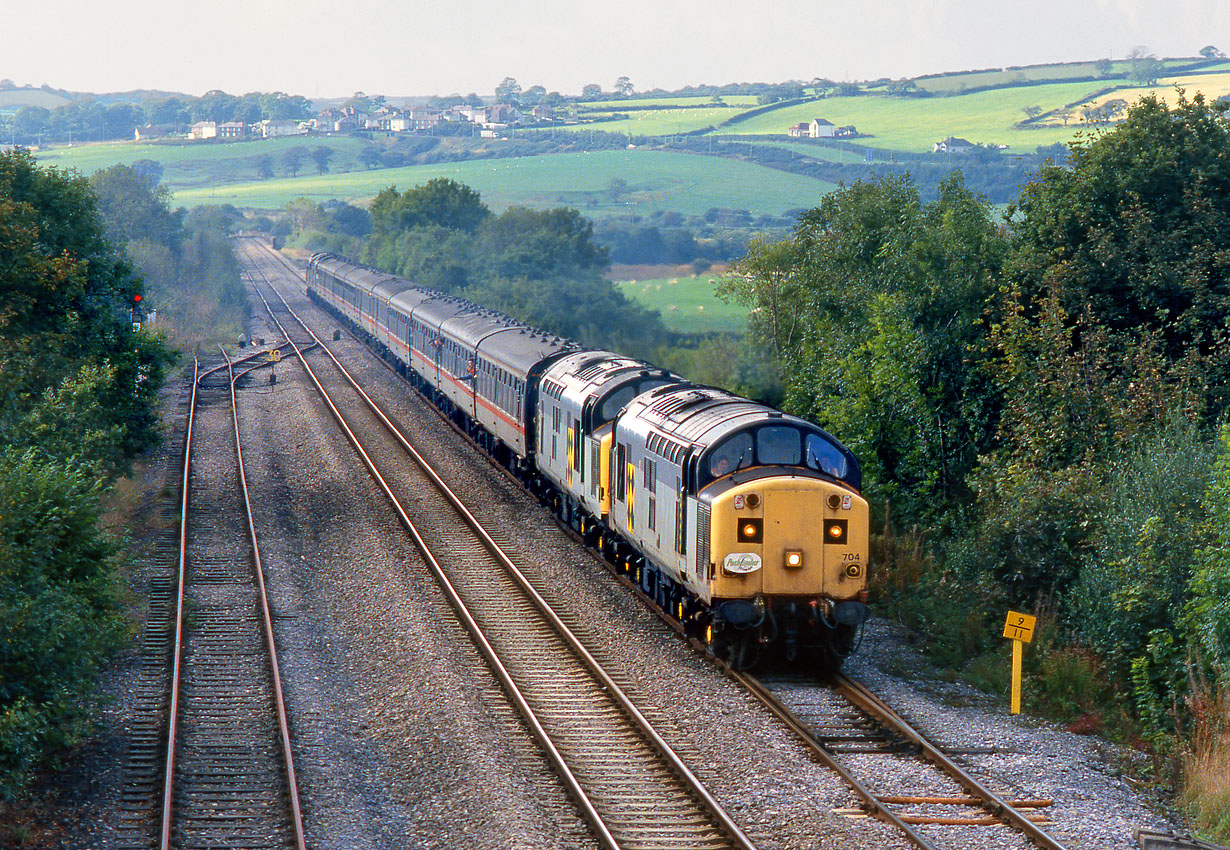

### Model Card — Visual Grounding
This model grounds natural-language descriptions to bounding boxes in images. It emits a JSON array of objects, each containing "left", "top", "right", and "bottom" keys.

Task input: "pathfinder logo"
[{"left": 723, "top": 553, "right": 762, "bottom": 574}]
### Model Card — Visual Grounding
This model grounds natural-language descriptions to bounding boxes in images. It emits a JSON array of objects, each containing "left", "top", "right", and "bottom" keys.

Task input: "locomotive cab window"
[
  {"left": 805, "top": 433, "right": 847, "bottom": 478},
  {"left": 758, "top": 426, "right": 801, "bottom": 465},
  {"left": 707, "top": 433, "right": 753, "bottom": 478}
]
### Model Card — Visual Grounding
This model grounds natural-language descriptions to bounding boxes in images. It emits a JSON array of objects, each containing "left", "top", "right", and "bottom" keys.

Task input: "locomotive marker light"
[
  {"left": 1003, "top": 610, "right": 1037, "bottom": 715},
  {"left": 784, "top": 550, "right": 804, "bottom": 569}
]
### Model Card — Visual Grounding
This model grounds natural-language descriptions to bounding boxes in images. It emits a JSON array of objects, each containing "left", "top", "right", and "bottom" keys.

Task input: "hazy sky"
[{"left": 4, "top": 0, "right": 1228, "bottom": 98}]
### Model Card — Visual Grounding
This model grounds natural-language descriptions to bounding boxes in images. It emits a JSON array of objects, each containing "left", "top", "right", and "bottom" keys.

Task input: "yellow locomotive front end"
[{"left": 704, "top": 475, "right": 869, "bottom": 667}]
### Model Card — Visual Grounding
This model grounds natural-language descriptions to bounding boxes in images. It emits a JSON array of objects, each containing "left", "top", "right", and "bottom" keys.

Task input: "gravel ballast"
[{"left": 36, "top": 250, "right": 1192, "bottom": 850}]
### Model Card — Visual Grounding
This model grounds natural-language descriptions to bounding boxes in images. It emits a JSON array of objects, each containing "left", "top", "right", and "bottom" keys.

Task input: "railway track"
[
  {"left": 241, "top": 239, "right": 1074, "bottom": 850},
  {"left": 239, "top": 241, "right": 756, "bottom": 850},
  {"left": 735, "top": 670, "right": 1067, "bottom": 850},
  {"left": 132, "top": 351, "right": 308, "bottom": 850}
]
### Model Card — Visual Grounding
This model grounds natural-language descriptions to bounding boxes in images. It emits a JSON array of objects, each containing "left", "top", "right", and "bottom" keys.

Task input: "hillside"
[{"left": 27, "top": 56, "right": 1230, "bottom": 225}]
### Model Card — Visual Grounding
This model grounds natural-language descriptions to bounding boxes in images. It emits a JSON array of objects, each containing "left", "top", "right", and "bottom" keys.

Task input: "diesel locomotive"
[{"left": 305, "top": 252, "right": 870, "bottom": 668}]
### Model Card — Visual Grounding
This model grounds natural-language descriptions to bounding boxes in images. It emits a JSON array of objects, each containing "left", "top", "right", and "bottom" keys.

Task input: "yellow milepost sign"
[
  {"left": 1003, "top": 611, "right": 1036, "bottom": 642},
  {"left": 1004, "top": 610, "right": 1036, "bottom": 715}
]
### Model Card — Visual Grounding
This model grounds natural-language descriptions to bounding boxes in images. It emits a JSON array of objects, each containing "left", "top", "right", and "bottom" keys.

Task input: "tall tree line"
[{"left": 726, "top": 94, "right": 1230, "bottom": 745}]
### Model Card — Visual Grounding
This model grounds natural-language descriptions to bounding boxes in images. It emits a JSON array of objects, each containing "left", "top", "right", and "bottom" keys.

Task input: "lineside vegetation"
[{"left": 726, "top": 92, "right": 1230, "bottom": 839}]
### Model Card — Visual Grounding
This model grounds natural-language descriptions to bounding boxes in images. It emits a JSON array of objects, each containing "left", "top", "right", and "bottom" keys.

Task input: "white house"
[
  {"left": 257, "top": 119, "right": 307, "bottom": 138},
  {"left": 189, "top": 121, "right": 217, "bottom": 140},
  {"left": 809, "top": 118, "right": 835, "bottom": 138},
  {"left": 787, "top": 122, "right": 810, "bottom": 137},
  {"left": 933, "top": 136, "right": 974, "bottom": 153}
]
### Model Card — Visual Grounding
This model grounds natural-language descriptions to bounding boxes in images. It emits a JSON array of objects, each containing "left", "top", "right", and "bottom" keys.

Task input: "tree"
[
  {"left": 255, "top": 154, "right": 274, "bottom": 180},
  {"left": 282, "top": 145, "right": 308, "bottom": 177},
  {"left": 729, "top": 173, "right": 1006, "bottom": 521},
  {"left": 130, "top": 159, "right": 164, "bottom": 186},
  {"left": 1006, "top": 92, "right": 1230, "bottom": 398},
  {"left": 477, "top": 206, "right": 609, "bottom": 279},
  {"left": 370, "top": 178, "right": 491, "bottom": 236},
  {"left": 1127, "top": 46, "right": 1162, "bottom": 86},
  {"left": 521, "top": 85, "right": 547, "bottom": 106},
  {"left": 13, "top": 105, "right": 50, "bottom": 137},
  {"left": 1022, "top": 105, "right": 1043, "bottom": 119},
  {"left": 967, "top": 92, "right": 1230, "bottom": 607},
  {"left": 1200, "top": 45, "right": 1224, "bottom": 60},
  {"left": 1094, "top": 57, "right": 1114, "bottom": 76},
  {"left": 345, "top": 91, "right": 376, "bottom": 114},
  {"left": 358, "top": 146, "right": 382, "bottom": 170},
  {"left": 581, "top": 83, "right": 603, "bottom": 99},
  {"left": 615, "top": 76, "right": 634, "bottom": 97},
  {"left": 144, "top": 96, "right": 190, "bottom": 127},
  {"left": 310, "top": 145, "right": 334, "bottom": 174},
  {"left": 89, "top": 164, "right": 182, "bottom": 250},
  {"left": 495, "top": 76, "right": 521, "bottom": 102}
]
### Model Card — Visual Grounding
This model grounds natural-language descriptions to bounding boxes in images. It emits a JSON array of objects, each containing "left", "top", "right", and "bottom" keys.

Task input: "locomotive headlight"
[
  {"left": 824, "top": 519, "right": 848, "bottom": 544},
  {"left": 784, "top": 550, "right": 804, "bottom": 569},
  {"left": 845, "top": 562, "right": 863, "bottom": 578},
  {"left": 737, "top": 518, "right": 763, "bottom": 543}
]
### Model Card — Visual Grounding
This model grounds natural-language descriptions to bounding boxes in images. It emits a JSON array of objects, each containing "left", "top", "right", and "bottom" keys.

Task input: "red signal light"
[{"left": 133, "top": 294, "right": 142, "bottom": 303}]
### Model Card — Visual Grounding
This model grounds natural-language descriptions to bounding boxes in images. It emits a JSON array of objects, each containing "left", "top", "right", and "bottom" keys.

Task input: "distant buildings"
[
  {"left": 189, "top": 121, "right": 217, "bottom": 140},
  {"left": 786, "top": 118, "right": 858, "bottom": 139},
  {"left": 176, "top": 99, "right": 547, "bottom": 145},
  {"left": 933, "top": 136, "right": 974, "bottom": 153}
]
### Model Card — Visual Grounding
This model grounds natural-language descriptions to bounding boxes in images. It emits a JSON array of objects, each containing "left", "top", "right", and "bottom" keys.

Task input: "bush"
[
  {"left": 0, "top": 450, "right": 129, "bottom": 798},
  {"left": 1071, "top": 417, "right": 1217, "bottom": 689}
]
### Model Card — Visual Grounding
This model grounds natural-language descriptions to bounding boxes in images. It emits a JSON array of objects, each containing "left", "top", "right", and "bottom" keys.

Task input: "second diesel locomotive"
[{"left": 305, "top": 252, "right": 870, "bottom": 668}]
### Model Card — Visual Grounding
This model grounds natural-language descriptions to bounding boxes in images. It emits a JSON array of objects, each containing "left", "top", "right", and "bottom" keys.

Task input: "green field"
[
  {"left": 580, "top": 95, "right": 760, "bottom": 110},
  {"left": 166, "top": 149, "right": 835, "bottom": 215},
  {"left": 615, "top": 275, "right": 747, "bottom": 334},
  {"left": 552, "top": 106, "right": 746, "bottom": 136},
  {"left": 0, "top": 88, "right": 74, "bottom": 111},
  {"left": 716, "top": 80, "right": 1113, "bottom": 152},
  {"left": 37, "top": 136, "right": 371, "bottom": 189}
]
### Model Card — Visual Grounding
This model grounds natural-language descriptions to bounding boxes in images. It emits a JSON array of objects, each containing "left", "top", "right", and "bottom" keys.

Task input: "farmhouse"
[
  {"left": 256, "top": 119, "right": 307, "bottom": 138},
  {"left": 787, "top": 122, "right": 810, "bottom": 137},
  {"left": 809, "top": 118, "right": 835, "bottom": 138},
  {"left": 406, "top": 105, "right": 442, "bottom": 131},
  {"left": 189, "top": 121, "right": 217, "bottom": 140},
  {"left": 933, "top": 136, "right": 974, "bottom": 153},
  {"left": 218, "top": 122, "right": 247, "bottom": 140}
]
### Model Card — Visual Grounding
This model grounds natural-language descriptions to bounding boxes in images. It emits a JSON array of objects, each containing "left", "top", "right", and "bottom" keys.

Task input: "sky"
[{"left": 3, "top": 0, "right": 1228, "bottom": 99}]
